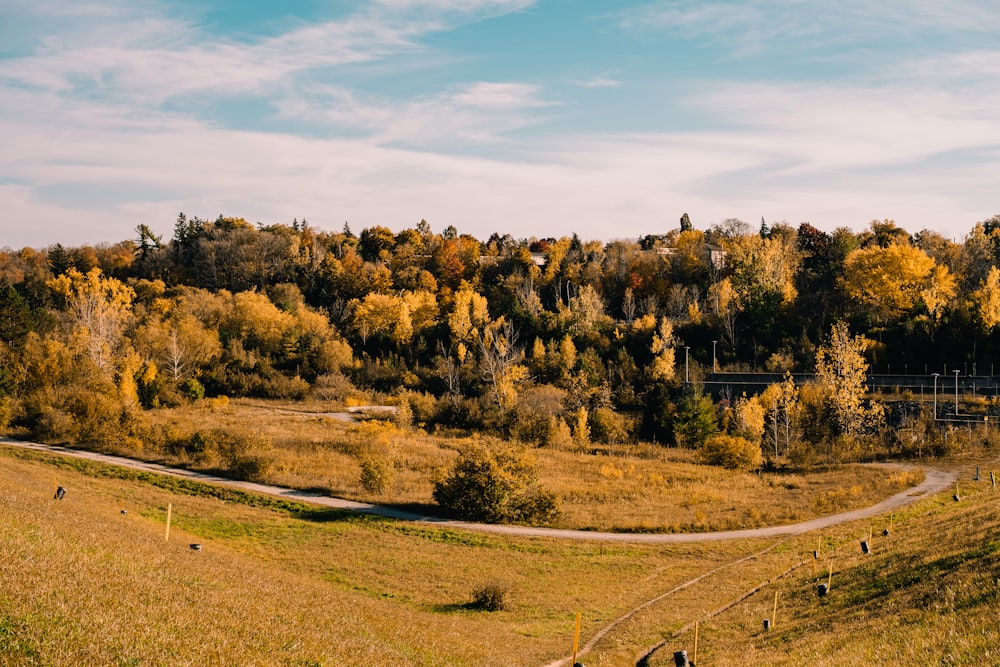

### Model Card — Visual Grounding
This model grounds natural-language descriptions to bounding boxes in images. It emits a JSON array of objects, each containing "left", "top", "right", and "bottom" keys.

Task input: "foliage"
[
  {"left": 699, "top": 433, "right": 763, "bottom": 471},
  {"left": 432, "top": 439, "right": 559, "bottom": 524},
  {"left": 359, "top": 449, "right": 396, "bottom": 495},
  {"left": 814, "top": 321, "right": 883, "bottom": 437},
  {"left": 672, "top": 385, "right": 720, "bottom": 448}
]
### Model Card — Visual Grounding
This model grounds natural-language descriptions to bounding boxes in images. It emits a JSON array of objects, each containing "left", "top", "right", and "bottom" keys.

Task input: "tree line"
[{"left": 2, "top": 213, "right": 998, "bottom": 463}]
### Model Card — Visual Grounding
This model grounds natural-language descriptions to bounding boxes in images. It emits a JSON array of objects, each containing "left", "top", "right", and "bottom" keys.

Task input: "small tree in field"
[
  {"left": 815, "top": 321, "right": 882, "bottom": 437},
  {"left": 433, "top": 439, "right": 559, "bottom": 524}
]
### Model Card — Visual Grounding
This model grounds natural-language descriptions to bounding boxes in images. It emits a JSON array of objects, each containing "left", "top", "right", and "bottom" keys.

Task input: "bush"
[
  {"left": 471, "top": 581, "right": 511, "bottom": 611},
  {"left": 699, "top": 434, "right": 762, "bottom": 471},
  {"left": 181, "top": 378, "right": 205, "bottom": 401},
  {"left": 0, "top": 395, "right": 10, "bottom": 431},
  {"left": 589, "top": 407, "right": 632, "bottom": 444},
  {"left": 211, "top": 429, "right": 274, "bottom": 482},
  {"left": 433, "top": 439, "right": 559, "bottom": 524},
  {"left": 359, "top": 449, "right": 396, "bottom": 495}
]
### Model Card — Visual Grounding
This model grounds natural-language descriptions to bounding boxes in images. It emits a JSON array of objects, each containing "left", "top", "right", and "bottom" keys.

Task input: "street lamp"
[
  {"left": 954, "top": 370, "right": 961, "bottom": 416},
  {"left": 933, "top": 373, "right": 940, "bottom": 420},
  {"left": 712, "top": 340, "right": 718, "bottom": 374},
  {"left": 684, "top": 346, "right": 690, "bottom": 384}
]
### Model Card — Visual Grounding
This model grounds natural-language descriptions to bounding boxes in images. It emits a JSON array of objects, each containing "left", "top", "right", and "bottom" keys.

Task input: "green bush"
[
  {"left": 433, "top": 439, "right": 559, "bottom": 524},
  {"left": 699, "top": 434, "right": 763, "bottom": 471},
  {"left": 181, "top": 378, "right": 205, "bottom": 401}
]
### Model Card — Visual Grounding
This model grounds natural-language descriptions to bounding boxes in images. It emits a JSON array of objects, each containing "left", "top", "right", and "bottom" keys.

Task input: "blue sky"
[{"left": 2, "top": 0, "right": 999, "bottom": 248}]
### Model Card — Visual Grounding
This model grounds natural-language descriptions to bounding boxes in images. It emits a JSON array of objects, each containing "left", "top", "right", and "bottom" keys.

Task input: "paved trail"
[{"left": 1, "top": 437, "right": 957, "bottom": 543}]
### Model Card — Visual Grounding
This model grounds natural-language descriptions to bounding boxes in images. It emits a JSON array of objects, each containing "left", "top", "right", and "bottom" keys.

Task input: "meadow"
[
  {"left": 137, "top": 399, "right": 923, "bottom": 533},
  {"left": 2, "top": 437, "right": 993, "bottom": 666}
]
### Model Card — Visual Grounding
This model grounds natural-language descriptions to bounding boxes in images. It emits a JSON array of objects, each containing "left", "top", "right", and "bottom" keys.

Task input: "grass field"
[
  {"left": 137, "top": 400, "right": 922, "bottom": 533},
  {"left": 1, "top": 441, "right": 993, "bottom": 666}
]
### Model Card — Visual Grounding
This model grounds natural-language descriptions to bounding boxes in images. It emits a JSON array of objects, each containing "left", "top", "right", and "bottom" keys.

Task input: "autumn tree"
[
  {"left": 841, "top": 244, "right": 937, "bottom": 323},
  {"left": 478, "top": 317, "right": 527, "bottom": 414},
  {"left": 649, "top": 317, "right": 677, "bottom": 382},
  {"left": 814, "top": 321, "right": 882, "bottom": 437},
  {"left": 973, "top": 266, "right": 1000, "bottom": 331},
  {"left": 47, "top": 268, "right": 135, "bottom": 375}
]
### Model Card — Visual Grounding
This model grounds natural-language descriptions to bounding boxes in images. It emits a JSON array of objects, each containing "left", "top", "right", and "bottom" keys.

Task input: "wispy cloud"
[
  {"left": 277, "top": 80, "right": 556, "bottom": 146},
  {"left": 574, "top": 76, "right": 622, "bottom": 89},
  {"left": 616, "top": 0, "right": 1000, "bottom": 56}
]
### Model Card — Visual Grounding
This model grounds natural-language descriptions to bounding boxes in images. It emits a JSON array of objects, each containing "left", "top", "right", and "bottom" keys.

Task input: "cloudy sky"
[{"left": 2, "top": 0, "right": 998, "bottom": 249}]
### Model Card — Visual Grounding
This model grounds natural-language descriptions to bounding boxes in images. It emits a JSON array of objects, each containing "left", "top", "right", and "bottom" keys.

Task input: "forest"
[{"left": 2, "top": 213, "right": 1000, "bottom": 466}]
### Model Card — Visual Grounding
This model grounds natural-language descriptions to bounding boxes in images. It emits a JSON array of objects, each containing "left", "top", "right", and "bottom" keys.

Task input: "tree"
[
  {"left": 477, "top": 318, "right": 527, "bottom": 414},
  {"left": 672, "top": 385, "right": 719, "bottom": 447},
  {"left": 841, "top": 244, "right": 936, "bottom": 323},
  {"left": 349, "top": 292, "right": 412, "bottom": 346},
  {"left": 649, "top": 317, "right": 677, "bottom": 382},
  {"left": 47, "top": 268, "right": 135, "bottom": 374},
  {"left": 432, "top": 439, "right": 559, "bottom": 524},
  {"left": 814, "top": 321, "right": 881, "bottom": 437},
  {"left": 972, "top": 266, "right": 1000, "bottom": 331}
]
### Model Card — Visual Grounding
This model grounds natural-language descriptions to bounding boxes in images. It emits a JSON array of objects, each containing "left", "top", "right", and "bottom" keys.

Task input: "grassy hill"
[{"left": 1, "top": 443, "right": 995, "bottom": 666}]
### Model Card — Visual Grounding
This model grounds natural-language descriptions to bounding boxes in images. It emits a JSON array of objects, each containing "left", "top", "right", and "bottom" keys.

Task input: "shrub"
[
  {"left": 181, "top": 378, "right": 205, "bottom": 401},
  {"left": 0, "top": 395, "right": 10, "bottom": 431},
  {"left": 433, "top": 439, "right": 559, "bottom": 524},
  {"left": 208, "top": 429, "right": 275, "bottom": 482},
  {"left": 311, "top": 372, "right": 356, "bottom": 402},
  {"left": 699, "top": 434, "right": 762, "bottom": 471},
  {"left": 470, "top": 581, "right": 511, "bottom": 611},
  {"left": 359, "top": 449, "right": 396, "bottom": 495},
  {"left": 589, "top": 407, "right": 632, "bottom": 444}
]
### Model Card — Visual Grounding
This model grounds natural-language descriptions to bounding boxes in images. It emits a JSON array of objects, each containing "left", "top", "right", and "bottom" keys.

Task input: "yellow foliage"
[{"left": 841, "top": 244, "right": 936, "bottom": 321}]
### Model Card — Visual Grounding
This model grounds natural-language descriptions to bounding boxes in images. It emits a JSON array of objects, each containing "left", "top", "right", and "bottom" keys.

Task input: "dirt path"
[{"left": 1, "top": 437, "right": 958, "bottom": 544}]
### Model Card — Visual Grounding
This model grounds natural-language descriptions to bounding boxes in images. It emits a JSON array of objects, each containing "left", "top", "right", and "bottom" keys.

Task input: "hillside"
[{"left": 2, "top": 442, "right": 996, "bottom": 666}]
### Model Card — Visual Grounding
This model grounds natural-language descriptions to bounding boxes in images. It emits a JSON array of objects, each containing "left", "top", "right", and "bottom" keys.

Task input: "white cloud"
[
  {"left": 617, "top": 0, "right": 1000, "bottom": 54},
  {"left": 575, "top": 76, "right": 622, "bottom": 89},
  {"left": 276, "top": 80, "right": 556, "bottom": 146}
]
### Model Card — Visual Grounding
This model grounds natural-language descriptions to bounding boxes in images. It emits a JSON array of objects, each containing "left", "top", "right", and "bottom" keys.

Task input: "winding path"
[{"left": 1, "top": 437, "right": 958, "bottom": 543}]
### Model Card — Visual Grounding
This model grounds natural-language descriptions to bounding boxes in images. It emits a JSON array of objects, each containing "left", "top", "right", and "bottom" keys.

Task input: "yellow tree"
[
  {"left": 815, "top": 322, "right": 882, "bottom": 437},
  {"left": 478, "top": 317, "right": 527, "bottom": 414},
  {"left": 47, "top": 267, "right": 135, "bottom": 374},
  {"left": 841, "top": 244, "right": 936, "bottom": 323},
  {"left": 448, "top": 288, "right": 490, "bottom": 344},
  {"left": 349, "top": 293, "right": 412, "bottom": 346},
  {"left": 972, "top": 266, "right": 1000, "bottom": 331},
  {"left": 649, "top": 317, "right": 677, "bottom": 382}
]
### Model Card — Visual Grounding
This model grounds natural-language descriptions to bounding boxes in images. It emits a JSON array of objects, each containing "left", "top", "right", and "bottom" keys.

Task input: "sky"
[{"left": 1, "top": 0, "right": 999, "bottom": 249}]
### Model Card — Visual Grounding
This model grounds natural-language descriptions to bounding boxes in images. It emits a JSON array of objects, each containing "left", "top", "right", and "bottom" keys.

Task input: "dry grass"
[
  {"left": 642, "top": 472, "right": 1000, "bottom": 666},
  {"left": 0, "top": 445, "right": 795, "bottom": 666},
  {"left": 1, "top": 442, "right": 991, "bottom": 666},
  {"left": 139, "top": 400, "right": 921, "bottom": 533}
]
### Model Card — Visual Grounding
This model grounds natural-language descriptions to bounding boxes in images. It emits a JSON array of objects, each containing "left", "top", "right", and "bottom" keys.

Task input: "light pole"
[
  {"left": 954, "top": 370, "right": 961, "bottom": 415},
  {"left": 933, "top": 373, "right": 940, "bottom": 420},
  {"left": 711, "top": 340, "right": 718, "bottom": 374},
  {"left": 684, "top": 346, "right": 690, "bottom": 384}
]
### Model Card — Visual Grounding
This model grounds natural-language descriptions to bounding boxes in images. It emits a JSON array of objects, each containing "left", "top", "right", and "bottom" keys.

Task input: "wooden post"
[
  {"left": 991, "top": 471, "right": 996, "bottom": 488},
  {"left": 693, "top": 621, "right": 699, "bottom": 665},
  {"left": 827, "top": 563, "right": 833, "bottom": 592},
  {"left": 165, "top": 503, "right": 172, "bottom": 542},
  {"left": 772, "top": 591, "right": 779, "bottom": 627},
  {"left": 571, "top": 612, "right": 581, "bottom": 665}
]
